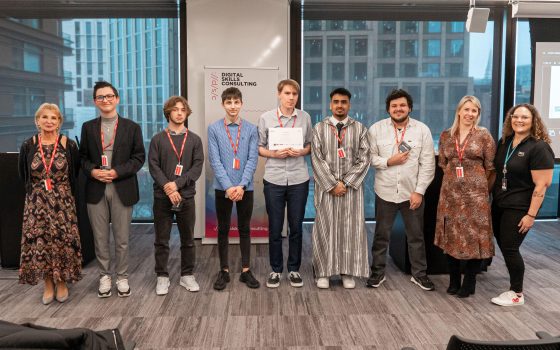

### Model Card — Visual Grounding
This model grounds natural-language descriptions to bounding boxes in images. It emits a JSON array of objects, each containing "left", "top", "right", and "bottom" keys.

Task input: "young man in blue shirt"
[{"left": 207, "top": 87, "right": 260, "bottom": 290}]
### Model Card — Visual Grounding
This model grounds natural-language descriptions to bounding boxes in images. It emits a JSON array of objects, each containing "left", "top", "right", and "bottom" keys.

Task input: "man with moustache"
[
  {"left": 148, "top": 96, "right": 204, "bottom": 295},
  {"left": 258, "top": 79, "right": 312, "bottom": 288},
  {"left": 80, "top": 81, "right": 145, "bottom": 298},
  {"left": 311, "top": 88, "right": 370, "bottom": 289},
  {"left": 367, "top": 89, "right": 436, "bottom": 290}
]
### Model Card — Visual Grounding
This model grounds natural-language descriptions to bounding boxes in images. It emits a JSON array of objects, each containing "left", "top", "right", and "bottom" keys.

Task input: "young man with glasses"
[
  {"left": 79, "top": 81, "right": 145, "bottom": 298},
  {"left": 257, "top": 79, "right": 312, "bottom": 288},
  {"left": 148, "top": 96, "right": 204, "bottom": 295}
]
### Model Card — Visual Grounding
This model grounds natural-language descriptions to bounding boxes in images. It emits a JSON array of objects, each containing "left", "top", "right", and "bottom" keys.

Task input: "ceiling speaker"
[{"left": 466, "top": 7, "right": 490, "bottom": 33}]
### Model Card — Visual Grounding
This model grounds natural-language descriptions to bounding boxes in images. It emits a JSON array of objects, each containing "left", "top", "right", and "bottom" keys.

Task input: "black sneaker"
[
  {"left": 213, "top": 270, "right": 230, "bottom": 291},
  {"left": 239, "top": 270, "right": 260, "bottom": 288},
  {"left": 366, "top": 274, "right": 386, "bottom": 288},
  {"left": 411, "top": 275, "right": 435, "bottom": 291},
  {"left": 288, "top": 271, "right": 303, "bottom": 287},
  {"left": 266, "top": 272, "right": 281, "bottom": 288}
]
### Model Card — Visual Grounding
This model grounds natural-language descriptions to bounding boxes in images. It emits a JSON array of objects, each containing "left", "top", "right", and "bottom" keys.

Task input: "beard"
[{"left": 390, "top": 114, "right": 409, "bottom": 124}]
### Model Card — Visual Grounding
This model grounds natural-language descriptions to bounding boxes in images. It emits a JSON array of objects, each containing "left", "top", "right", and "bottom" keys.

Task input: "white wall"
[{"left": 186, "top": 0, "right": 290, "bottom": 237}]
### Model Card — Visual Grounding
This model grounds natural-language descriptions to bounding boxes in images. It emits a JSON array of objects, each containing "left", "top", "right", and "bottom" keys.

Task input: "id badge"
[
  {"left": 44, "top": 178, "right": 52, "bottom": 191},
  {"left": 337, "top": 147, "right": 346, "bottom": 158},
  {"left": 233, "top": 158, "right": 240, "bottom": 170},
  {"left": 455, "top": 166, "right": 464, "bottom": 178},
  {"left": 501, "top": 177, "right": 507, "bottom": 191},
  {"left": 101, "top": 154, "right": 109, "bottom": 169},
  {"left": 175, "top": 164, "right": 183, "bottom": 176}
]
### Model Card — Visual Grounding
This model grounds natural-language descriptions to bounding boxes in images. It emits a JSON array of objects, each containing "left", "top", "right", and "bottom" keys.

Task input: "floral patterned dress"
[
  {"left": 434, "top": 128, "right": 496, "bottom": 260},
  {"left": 19, "top": 143, "right": 82, "bottom": 285}
]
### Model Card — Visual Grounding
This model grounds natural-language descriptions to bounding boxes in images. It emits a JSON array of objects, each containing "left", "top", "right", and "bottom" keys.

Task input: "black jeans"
[
  {"left": 371, "top": 195, "right": 428, "bottom": 279},
  {"left": 492, "top": 204, "right": 528, "bottom": 293},
  {"left": 215, "top": 190, "right": 254, "bottom": 270},
  {"left": 153, "top": 196, "right": 195, "bottom": 276},
  {"left": 263, "top": 179, "right": 309, "bottom": 273}
]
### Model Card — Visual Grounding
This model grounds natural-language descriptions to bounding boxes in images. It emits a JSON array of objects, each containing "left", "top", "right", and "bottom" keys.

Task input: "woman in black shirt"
[{"left": 491, "top": 103, "right": 554, "bottom": 307}]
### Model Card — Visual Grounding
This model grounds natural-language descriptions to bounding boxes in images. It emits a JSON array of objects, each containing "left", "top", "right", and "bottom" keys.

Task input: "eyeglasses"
[{"left": 95, "top": 94, "right": 116, "bottom": 102}]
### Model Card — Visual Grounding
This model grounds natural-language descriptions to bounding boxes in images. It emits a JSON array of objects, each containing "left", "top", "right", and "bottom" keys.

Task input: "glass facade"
[{"left": 302, "top": 20, "right": 496, "bottom": 219}]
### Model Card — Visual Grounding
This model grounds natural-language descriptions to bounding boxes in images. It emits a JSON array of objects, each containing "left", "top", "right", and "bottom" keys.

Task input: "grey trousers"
[
  {"left": 371, "top": 195, "right": 428, "bottom": 279},
  {"left": 87, "top": 183, "right": 133, "bottom": 280}
]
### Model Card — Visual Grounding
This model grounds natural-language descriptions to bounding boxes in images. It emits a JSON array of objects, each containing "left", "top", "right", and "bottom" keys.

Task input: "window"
[
  {"left": 424, "top": 39, "right": 440, "bottom": 57},
  {"left": 378, "top": 63, "right": 395, "bottom": 77},
  {"left": 329, "top": 20, "right": 344, "bottom": 30},
  {"left": 400, "top": 63, "right": 418, "bottom": 77},
  {"left": 305, "top": 20, "right": 322, "bottom": 31},
  {"left": 351, "top": 62, "right": 367, "bottom": 80},
  {"left": 23, "top": 43, "right": 42, "bottom": 72},
  {"left": 425, "top": 21, "right": 442, "bottom": 33},
  {"left": 447, "top": 39, "right": 464, "bottom": 57},
  {"left": 401, "top": 21, "right": 418, "bottom": 34},
  {"left": 401, "top": 40, "right": 418, "bottom": 58},
  {"left": 328, "top": 39, "right": 345, "bottom": 56},
  {"left": 305, "top": 63, "right": 322, "bottom": 80},
  {"left": 422, "top": 63, "right": 440, "bottom": 77},
  {"left": 380, "top": 21, "right": 396, "bottom": 34},
  {"left": 351, "top": 38, "right": 367, "bottom": 56},
  {"left": 379, "top": 40, "right": 395, "bottom": 58},
  {"left": 305, "top": 38, "right": 322, "bottom": 57},
  {"left": 351, "top": 21, "right": 367, "bottom": 30},
  {"left": 328, "top": 63, "right": 345, "bottom": 80},
  {"left": 448, "top": 21, "right": 464, "bottom": 33}
]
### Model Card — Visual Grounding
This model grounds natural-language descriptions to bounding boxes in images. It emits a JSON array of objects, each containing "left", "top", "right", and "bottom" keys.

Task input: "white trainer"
[
  {"left": 156, "top": 276, "right": 170, "bottom": 296},
  {"left": 342, "top": 275, "right": 355, "bottom": 289},
  {"left": 180, "top": 275, "right": 200, "bottom": 292},
  {"left": 316, "top": 277, "right": 330, "bottom": 289},
  {"left": 491, "top": 291, "right": 525, "bottom": 306},
  {"left": 98, "top": 275, "right": 112, "bottom": 298},
  {"left": 116, "top": 278, "right": 131, "bottom": 297}
]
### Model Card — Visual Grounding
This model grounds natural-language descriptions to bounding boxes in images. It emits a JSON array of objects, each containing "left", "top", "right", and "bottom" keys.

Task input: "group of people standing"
[{"left": 18, "top": 79, "right": 554, "bottom": 309}]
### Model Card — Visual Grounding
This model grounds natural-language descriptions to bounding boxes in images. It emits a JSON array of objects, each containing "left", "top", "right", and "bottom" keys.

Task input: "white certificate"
[{"left": 268, "top": 127, "right": 304, "bottom": 150}]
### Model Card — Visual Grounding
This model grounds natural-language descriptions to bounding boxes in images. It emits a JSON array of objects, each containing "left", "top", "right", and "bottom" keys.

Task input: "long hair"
[
  {"left": 501, "top": 103, "right": 551, "bottom": 144},
  {"left": 449, "top": 95, "right": 482, "bottom": 137}
]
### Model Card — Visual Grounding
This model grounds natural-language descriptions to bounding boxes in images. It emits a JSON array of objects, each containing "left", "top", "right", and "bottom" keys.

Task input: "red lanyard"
[
  {"left": 330, "top": 123, "right": 347, "bottom": 146},
  {"left": 224, "top": 118, "right": 242, "bottom": 156},
  {"left": 393, "top": 123, "right": 407, "bottom": 145},
  {"left": 101, "top": 118, "right": 118, "bottom": 152},
  {"left": 38, "top": 134, "right": 60, "bottom": 179},
  {"left": 454, "top": 130, "right": 473, "bottom": 166},
  {"left": 276, "top": 109, "right": 297, "bottom": 128},
  {"left": 166, "top": 128, "right": 188, "bottom": 163}
]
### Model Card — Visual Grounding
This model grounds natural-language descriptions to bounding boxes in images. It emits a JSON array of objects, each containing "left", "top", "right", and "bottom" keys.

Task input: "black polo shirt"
[{"left": 492, "top": 136, "right": 555, "bottom": 211}]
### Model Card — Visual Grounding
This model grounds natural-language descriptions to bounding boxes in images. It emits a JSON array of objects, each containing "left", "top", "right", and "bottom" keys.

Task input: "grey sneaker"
[
  {"left": 98, "top": 275, "right": 112, "bottom": 298},
  {"left": 180, "top": 275, "right": 200, "bottom": 292},
  {"left": 116, "top": 278, "right": 131, "bottom": 297},
  {"left": 156, "top": 276, "right": 170, "bottom": 296}
]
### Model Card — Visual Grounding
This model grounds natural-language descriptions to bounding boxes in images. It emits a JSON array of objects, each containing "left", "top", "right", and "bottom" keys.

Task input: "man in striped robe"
[{"left": 311, "top": 88, "right": 370, "bottom": 289}]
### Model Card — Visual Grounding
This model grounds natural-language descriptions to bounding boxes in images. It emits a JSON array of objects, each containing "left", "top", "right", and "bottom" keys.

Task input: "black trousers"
[
  {"left": 215, "top": 190, "right": 253, "bottom": 270},
  {"left": 492, "top": 204, "right": 528, "bottom": 293},
  {"left": 153, "top": 196, "right": 195, "bottom": 276}
]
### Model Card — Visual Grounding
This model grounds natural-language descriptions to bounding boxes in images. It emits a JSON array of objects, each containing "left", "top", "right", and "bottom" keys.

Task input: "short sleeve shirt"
[{"left": 492, "top": 136, "right": 555, "bottom": 210}]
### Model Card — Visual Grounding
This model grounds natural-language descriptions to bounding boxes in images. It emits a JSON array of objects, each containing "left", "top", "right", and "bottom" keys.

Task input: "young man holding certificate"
[{"left": 258, "top": 79, "right": 312, "bottom": 288}]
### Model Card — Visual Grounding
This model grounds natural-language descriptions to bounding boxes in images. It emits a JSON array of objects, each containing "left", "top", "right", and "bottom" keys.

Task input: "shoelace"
[{"left": 290, "top": 272, "right": 301, "bottom": 279}]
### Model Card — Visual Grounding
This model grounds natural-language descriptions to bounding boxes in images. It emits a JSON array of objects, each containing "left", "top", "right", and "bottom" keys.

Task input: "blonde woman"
[
  {"left": 18, "top": 103, "right": 82, "bottom": 304},
  {"left": 490, "top": 104, "right": 554, "bottom": 306},
  {"left": 434, "top": 96, "right": 496, "bottom": 298}
]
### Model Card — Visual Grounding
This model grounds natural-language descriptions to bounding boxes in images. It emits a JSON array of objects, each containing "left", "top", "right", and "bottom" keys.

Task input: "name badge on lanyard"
[
  {"left": 455, "top": 166, "right": 464, "bottom": 178},
  {"left": 224, "top": 118, "right": 242, "bottom": 170},
  {"left": 44, "top": 178, "right": 53, "bottom": 191},
  {"left": 233, "top": 158, "right": 240, "bottom": 169},
  {"left": 337, "top": 147, "right": 346, "bottom": 158},
  {"left": 166, "top": 128, "right": 189, "bottom": 177},
  {"left": 175, "top": 164, "right": 183, "bottom": 176},
  {"left": 101, "top": 154, "right": 109, "bottom": 168},
  {"left": 330, "top": 122, "right": 347, "bottom": 158},
  {"left": 454, "top": 131, "right": 472, "bottom": 179},
  {"left": 38, "top": 134, "right": 60, "bottom": 192}
]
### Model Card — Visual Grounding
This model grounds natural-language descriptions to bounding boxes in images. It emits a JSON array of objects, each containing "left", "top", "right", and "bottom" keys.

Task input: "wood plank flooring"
[{"left": 1, "top": 221, "right": 560, "bottom": 349}]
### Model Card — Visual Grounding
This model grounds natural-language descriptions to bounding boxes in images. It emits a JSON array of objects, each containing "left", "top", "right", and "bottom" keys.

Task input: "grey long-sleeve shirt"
[{"left": 148, "top": 128, "right": 204, "bottom": 199}]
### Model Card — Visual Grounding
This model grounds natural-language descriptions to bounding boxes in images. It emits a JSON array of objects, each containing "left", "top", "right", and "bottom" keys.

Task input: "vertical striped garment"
[{"left": 311, "top": 117, "right": 371, "bottom": 278}]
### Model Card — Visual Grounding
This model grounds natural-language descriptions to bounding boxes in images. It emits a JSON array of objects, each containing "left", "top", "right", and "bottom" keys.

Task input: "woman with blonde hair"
[
  {"left": 18, "top": 103, "right": 82, "bottom": 304},
  {"left": 435, "top": 95, "right": 496, "bottom": 298},
  {"left": 490, "top": 103, "right": 554, "bottom": 306}
]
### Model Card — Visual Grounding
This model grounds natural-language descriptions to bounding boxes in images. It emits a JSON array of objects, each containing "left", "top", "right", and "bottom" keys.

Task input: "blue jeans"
[{"left": 263, "top": 179, "right": 309, "bottom": 273}]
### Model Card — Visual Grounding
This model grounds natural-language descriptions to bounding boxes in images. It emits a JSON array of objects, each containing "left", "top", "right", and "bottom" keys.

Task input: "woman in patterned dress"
[
  {"left": 434, "top": 96, "right": 496, "bottom": 298},
  {"left": 18, "top": 103, "right": 82, "bottom": 304}
]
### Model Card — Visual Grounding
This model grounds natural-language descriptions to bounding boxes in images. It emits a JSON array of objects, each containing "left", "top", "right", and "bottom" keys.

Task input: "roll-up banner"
[{"left": 203, "top": 66, "right": 279, "bottom": 243}]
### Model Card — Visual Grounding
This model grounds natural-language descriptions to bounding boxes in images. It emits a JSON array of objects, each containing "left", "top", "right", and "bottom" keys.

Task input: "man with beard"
[
  {"left": 311, "top": 88, "right": 370, "bottom": 289},
  {"left": 367, "top": 89, "right": 436, "bottom": 291}
]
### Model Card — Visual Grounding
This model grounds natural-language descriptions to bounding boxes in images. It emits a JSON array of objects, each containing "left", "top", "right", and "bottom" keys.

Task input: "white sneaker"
[
  {"left": 156, "top": 276, "right": 170, "bottom": 296},
  {"left": 342, "top": 275, "right": 355, "bottom": 289},
  {"left": 98, "top": 275, "right": 112, "bottom": 298},
  {"left": 180, "top": 275, "right": 200, "bottom": 292},
  {"left": 116, "top": 278, "right": 131, "bottom": 297},
  {"left": 316, "top": 277, "right": 330, "bottom": 289},
  {"left": 491, "top": 291, "right": 525, "bottom": 306}
]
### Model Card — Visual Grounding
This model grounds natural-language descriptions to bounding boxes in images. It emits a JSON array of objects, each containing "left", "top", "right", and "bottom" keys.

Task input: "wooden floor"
[{"left": 1, "top": 221, "right": 560, "bottom": 349}]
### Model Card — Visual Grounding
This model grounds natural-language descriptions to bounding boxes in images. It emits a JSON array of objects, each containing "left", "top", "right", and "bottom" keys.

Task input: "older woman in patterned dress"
[
  {"left": 434, "top": 96, "right": 496, "bottom": 298},
  {"left": 18, "top": 103, "right": 82, "bottom": 304}
]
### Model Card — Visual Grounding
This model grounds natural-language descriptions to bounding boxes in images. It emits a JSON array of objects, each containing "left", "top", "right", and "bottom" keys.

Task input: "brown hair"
[
  {"left": 163, "top": 96, "right": 192, "bottom": 122},
  {"left": 35, "top": 103, "right": 63, "bottom": 131},
  {"left": 277, "top": 79, "right": 300, "bottom": 94},
  {"left": 501, "top": 103, "right": 551, "bottom": 144}
]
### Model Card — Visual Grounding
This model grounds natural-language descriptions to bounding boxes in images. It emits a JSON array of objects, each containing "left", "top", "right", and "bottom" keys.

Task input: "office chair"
[{"left": 401, "top": 331, "right": 560, "bottom": 350}]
